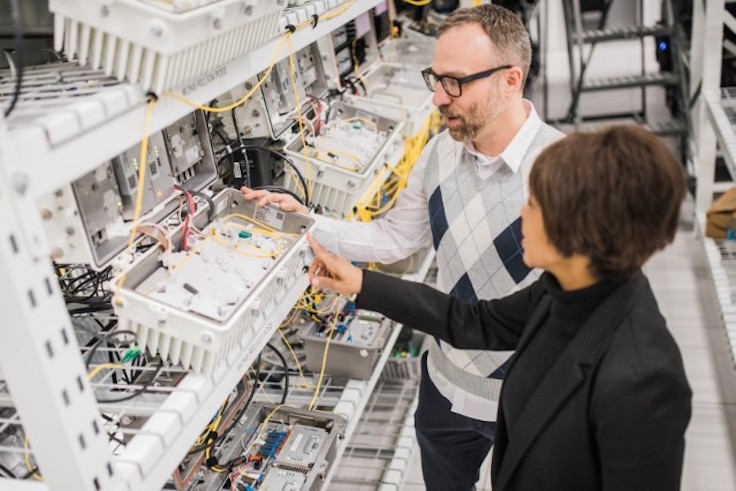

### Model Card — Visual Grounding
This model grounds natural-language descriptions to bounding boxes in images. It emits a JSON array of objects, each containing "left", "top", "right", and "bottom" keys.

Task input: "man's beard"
[{"left": 439, "top": 103, "right": 485, "bottom": 142}]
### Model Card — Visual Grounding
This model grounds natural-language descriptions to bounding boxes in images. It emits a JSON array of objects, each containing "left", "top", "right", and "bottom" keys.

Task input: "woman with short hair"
[{"left": 307, "top": 125, "right": 692, "bottom": 490}]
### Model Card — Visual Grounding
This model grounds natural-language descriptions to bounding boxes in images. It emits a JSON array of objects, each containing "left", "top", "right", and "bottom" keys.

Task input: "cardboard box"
[{"left": 707, "top": 188, "right": 736, "bottom": 239}]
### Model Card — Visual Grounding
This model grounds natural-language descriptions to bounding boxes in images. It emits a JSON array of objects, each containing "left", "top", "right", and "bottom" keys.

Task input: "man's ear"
[{"left": 504, "top": 66, "right": 524, "bottom": 96}]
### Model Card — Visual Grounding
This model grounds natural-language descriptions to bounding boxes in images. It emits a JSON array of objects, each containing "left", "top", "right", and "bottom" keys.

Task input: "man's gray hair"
[{"left": 438, "top": 5, "right": 532, "bottom": 86}]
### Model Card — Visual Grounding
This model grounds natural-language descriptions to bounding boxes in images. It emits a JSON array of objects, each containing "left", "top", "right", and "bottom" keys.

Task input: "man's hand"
[
  {"left": 240, "top": 186, "right": 308, "bottom": 213},
  {"left": 308, "top": 234, "right": 363, "bottom": 296}
]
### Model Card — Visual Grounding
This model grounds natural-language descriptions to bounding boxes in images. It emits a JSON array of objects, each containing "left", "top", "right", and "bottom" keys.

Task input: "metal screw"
[
  {"left": 347, "top": 180, "right": 356, "bottom": 188},
  {"left": 213, "top": 18, "right": 222, "bottom": 30},
  {"left": 243, "top": 5, "right": 253, "bottom": 15},
  {"left": 244, "top": 82, "right": 253, "bottom": 90},
  {"left": 252, "top": 109, "right": 261, "bottom": 118},
  {"left": 201, "top": 332, "right": 213, "bottom": 344},
  {"left": 41, "top": 209, "right": 53, "bottom": 220},
  {"left": 151, "top": 23, "right": 163, "bottom": 37},
  {"left": 100, "top": 5, "right": 110, "bottom": 17},
  {"left": 65, "top": 226, "right": 75, "bottom": 236}
]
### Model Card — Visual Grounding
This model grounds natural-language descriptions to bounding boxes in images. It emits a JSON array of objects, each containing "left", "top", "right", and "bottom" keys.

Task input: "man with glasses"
[{"left": 242, "top": 5, "right": 562, "bottom": 489}]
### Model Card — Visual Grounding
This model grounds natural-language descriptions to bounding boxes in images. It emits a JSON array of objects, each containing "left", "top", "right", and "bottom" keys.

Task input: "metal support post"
[
  {"left": 693, "top": 0, "right": 726, "bottom": 212},
  {"left": 0, "top": 121, "right": 117, "bottom": 490}
]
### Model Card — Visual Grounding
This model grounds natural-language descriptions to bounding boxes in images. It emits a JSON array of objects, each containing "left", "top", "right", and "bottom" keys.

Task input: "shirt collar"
[{"left": 463, "top": 99, "right": 542, "bottom": 174}]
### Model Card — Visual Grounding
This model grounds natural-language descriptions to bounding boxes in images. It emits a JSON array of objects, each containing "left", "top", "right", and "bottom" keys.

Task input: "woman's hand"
[
  {"left": 307, "top": 234, "right": 363, "bottom": 296},
  {"left": 241, "top": 186, "right": 308, "bottom": 213}
]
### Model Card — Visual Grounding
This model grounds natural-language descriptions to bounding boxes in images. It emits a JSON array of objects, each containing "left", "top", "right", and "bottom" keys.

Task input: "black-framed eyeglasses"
[{"left": 421, "top": 65, "right": 513, "bottom": 97}]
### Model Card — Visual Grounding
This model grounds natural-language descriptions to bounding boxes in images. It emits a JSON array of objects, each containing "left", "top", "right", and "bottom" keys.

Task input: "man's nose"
[{"left": 432, "top": 82, "right": 452, "bottom": 107}]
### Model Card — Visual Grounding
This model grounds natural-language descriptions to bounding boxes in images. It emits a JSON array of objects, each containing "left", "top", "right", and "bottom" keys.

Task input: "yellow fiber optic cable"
[
  {"left": 161, "top": 35, "right": 289, "bottom": 113},
  {"left": 286, "top": 32, "right": 314, "bottom": 199}
]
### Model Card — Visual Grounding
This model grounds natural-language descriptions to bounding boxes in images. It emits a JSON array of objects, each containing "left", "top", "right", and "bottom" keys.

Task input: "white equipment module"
[
  {"left": 194, "top": 403, "right": 346, "bottom": 491},
  {"left": 112, "top": 188, "right": 315, "bottom": 373},
  {"left": 283, "top": 101, "right": 404, "bottom": 217},
  {"left": 50, "top": 0, "right": 287, "bottom": 92},
  {"left": 345, "top": 62, "right": 435, "bottom": 137},
  {"left": 302, "top": 308, "right": 393, "bottom": 379},
  {"left": 38, "top": 109, "right": 218, "bottom": 270}
]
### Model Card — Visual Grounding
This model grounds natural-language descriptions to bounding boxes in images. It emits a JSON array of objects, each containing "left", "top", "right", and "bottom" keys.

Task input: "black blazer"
[{"left": 358, "top": 270, "right": 692, "bottom": 490}]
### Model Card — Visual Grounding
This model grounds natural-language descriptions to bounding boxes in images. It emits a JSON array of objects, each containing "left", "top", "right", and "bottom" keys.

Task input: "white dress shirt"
[{"left": 311, "top": 100, "right": 543, "bottom": 265}]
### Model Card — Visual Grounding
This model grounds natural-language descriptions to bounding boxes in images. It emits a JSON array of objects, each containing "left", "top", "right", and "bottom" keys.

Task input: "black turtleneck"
[{"left": 501, "top": 273, "right": 621, "bottom": 436}]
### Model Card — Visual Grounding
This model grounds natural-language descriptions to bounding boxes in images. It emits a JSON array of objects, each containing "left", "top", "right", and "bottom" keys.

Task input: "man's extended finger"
[{"left": 241, "top": 186, "right": 260, "bottom": 197}]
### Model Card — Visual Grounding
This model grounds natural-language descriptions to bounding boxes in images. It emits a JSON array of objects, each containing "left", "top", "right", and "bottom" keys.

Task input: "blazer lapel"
[{"left": 494, "top": 272, "right": 645, "bottom": 490}]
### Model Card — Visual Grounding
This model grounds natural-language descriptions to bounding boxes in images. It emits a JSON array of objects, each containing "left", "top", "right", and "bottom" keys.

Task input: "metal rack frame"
[
  {"left": 328, "top": 379, "right": 420, "bottom": 490},
  {"left": 691, "top": 0, "right": 736, "bottom": 366},
  {"left": 0, "top": 2, "right": 386, "bottom": 490}
]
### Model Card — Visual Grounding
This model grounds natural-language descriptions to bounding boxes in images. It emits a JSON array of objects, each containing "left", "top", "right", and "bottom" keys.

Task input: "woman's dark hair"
[{"left": 529, "top": 125, "right": 686, "bottom": 281}]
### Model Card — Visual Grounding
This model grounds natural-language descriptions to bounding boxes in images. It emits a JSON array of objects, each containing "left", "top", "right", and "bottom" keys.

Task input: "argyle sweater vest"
[{"left": 422, "top": 124, "right": 564, "bottom": 411}]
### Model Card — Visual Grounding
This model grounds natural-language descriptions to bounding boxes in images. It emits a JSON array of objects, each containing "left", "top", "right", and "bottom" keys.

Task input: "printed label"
[
  {"left": 254, "top": 205, "right": 285, "bottom": 230},
  {"left": 216, "top": 198, "right": 227, "bottom": 215},
  {"left": 290, "top": 433, "right": 304, "bottom": 452},
  {"left": 181, "top": 65, "right": 228, "bottom": 96},
  {"left": 185, "top": 146, "right": 200, "bottom": 165}
]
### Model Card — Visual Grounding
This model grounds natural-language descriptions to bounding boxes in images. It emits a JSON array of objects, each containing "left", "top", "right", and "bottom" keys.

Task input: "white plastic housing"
[
  {"left": 283, "top": 102, "right": 404, "bottom": 217},
  {"left": 51, "top": 0, "right": 288, "bottom": 92},
  {"left": 112, "top": 188, "right": 315, "bottom": 373},
  {"left": 345, "top": 62, "right": 435, "bottom": 137}
]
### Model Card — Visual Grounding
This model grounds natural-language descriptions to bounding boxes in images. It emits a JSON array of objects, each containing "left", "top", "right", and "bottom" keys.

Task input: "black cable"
[
  {"left": 211, "top": 126, "right": 231, "bottom": 149},
  {"left": 230, "top": 109, "right": 251, "bottom": 187},
  {"left": 67, "top": 304, "right": 115, "bottom": 316},
  {"left": 0, "top": 463, "right": 15, "bottom": 478},
  {"left": 95, "top": 361, "right": 164, "bottom": 404},
  {"left": 65, "top": 272, "right": 100, "bottom": 302},
  {"left": 215, "top": 350, "right": 285, "bottom": 469},
  {"left": 352, "top": 76, "right": 367, "bottom": 95},
  {"left": 265, "top": 342, "right": 289, "bottom": 405},
  {"left": 61, "top": 267, "right": 113, "bottom": 303},
  {"left": 205, "top": 99, "right": 217, "bottom": 124},
  {"left": 253, "top": 185, "right": 305, "bottom": 207},
  {"left": 241, "top": 145, "right": 310, "bottom": 206},
  {"left": 215, "top": 150, "right": 237, "bottom": 182},
  {"left": 108, "top": 348, "right": 120, "bottom": 386},
  {"left": 190, "top": 190, "right": 216, "bottom": 221},
  {"left": 21, "top": 467, "right": 38, "bottom": 479},
  {"left": 187, "top": 355, "right": 261, "bottom": 456},
  {"left": 4, "top": 0, "right": 24, "bottom": 118},
  {"left": 84, "top": 330, "right": 137, "bottom": 369}
]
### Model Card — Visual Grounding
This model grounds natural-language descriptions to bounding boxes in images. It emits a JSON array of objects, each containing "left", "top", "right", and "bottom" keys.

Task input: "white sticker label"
[
  {"left": 216, "top": 198, "right": 227, "bottom": 216},
  {"left": 185, "top": 146, "right": 200, "bottom": 165},
  {"left": 254, "top": 205, "right": 285, "bottom": 230},
  {"left": 290, "top": 433, "right": 303, "bottom": 452}
]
